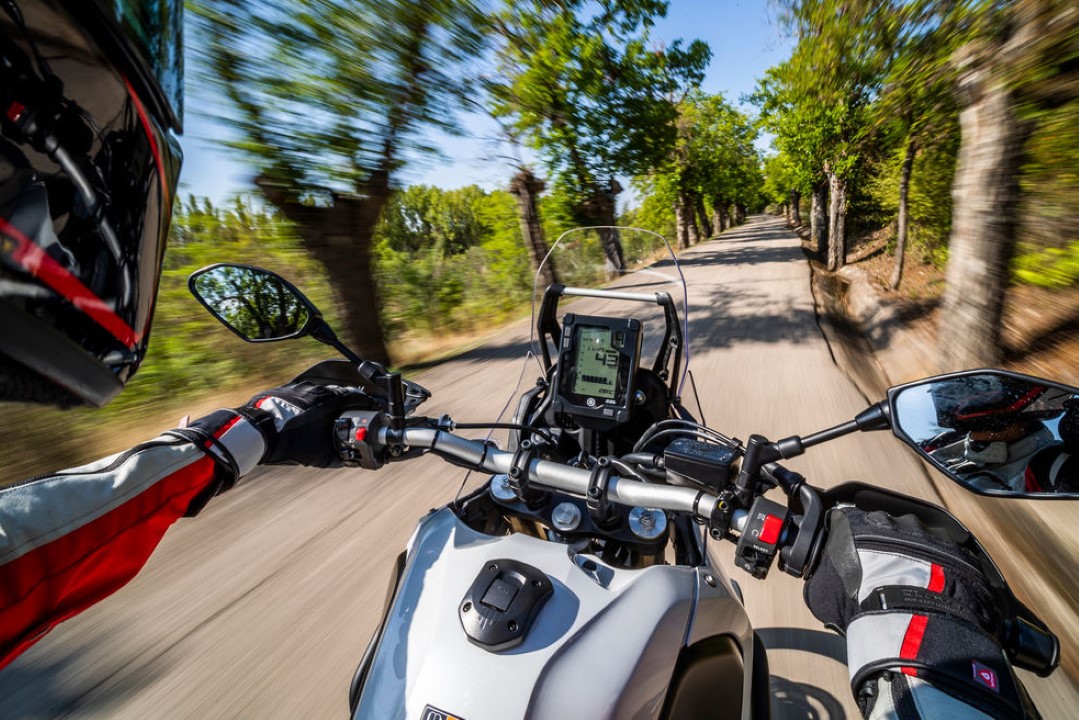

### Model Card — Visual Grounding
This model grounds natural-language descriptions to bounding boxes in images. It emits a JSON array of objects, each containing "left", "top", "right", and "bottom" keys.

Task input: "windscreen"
[{"left": 528, "top": 226, "right": 689, "bottom": 394}]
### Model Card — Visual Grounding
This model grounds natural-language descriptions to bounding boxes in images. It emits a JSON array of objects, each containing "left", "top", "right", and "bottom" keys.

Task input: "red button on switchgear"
[
  {"left": 354, "top": 427, "right": 367, "bottom": 442},
  {"left": 759, "top": 514, "right": 782, "bottom": 544},
  {"left": 5, "top": 101, "right": 25, "bottom": 122}
]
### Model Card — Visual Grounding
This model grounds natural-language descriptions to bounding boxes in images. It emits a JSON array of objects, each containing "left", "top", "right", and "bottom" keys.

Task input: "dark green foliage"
[
  {"left": 867, "top": 124, "right": 960, "bottom": 267},
  {"left": 756, "top": 1, "right": 1077, "bottom": 289},
  {"left": 680, "top": 93, "right": 762, "bottom": 212},
  {"left": 1019, "top": 99, "right": 1079, "bottom": 257},
  {"left": 624, "top": 176, "right": 677, "bottom": 239}
]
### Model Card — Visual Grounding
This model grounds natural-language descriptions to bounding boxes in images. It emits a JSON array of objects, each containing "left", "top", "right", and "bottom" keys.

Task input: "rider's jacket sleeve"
[{"left": 0, "top": 415, "right": 266, "bottom": 671}]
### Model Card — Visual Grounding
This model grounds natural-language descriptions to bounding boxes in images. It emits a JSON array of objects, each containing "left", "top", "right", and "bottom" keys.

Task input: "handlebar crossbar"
[{"left": 393, "top": 427, "right": 737, "bottom": 529}]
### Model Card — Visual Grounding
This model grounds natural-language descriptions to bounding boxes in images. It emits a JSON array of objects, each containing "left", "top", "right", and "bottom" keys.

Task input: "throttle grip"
[{"left": 1006, "top": 612, "right": 1061, "bottom": 677}]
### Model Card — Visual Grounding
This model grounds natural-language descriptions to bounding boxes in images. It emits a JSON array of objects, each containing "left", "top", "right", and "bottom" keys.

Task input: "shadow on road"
[
  {"left": 686, "top": 283, "right": 817, "bottom": 351},
  {"left": 770, "top": 675, "right": 848, "bottom": 720},
  {"left": 757, "top": 628, "right": 850, "bottom": 717},
  {"left": 0, "top": 636, "right": 172, "bottom": 719},
  {"left": 756, "top": 627, "right": 847, "bottom": 664},
  {"left": 678, "top": 243, "right": 804, "bottom": 269}
]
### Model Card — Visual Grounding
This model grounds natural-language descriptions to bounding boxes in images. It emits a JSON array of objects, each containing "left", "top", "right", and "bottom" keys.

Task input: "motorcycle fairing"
[{"left": 352, "top": 507, "right": 752, "bottom": 720}]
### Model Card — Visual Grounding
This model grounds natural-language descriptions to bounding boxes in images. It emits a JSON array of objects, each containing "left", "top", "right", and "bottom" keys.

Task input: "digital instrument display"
[
  {"left": 553, "top": 314, "right": 642, "bottom": 428},
  {"left": 573, "top": 327, "right": 619, "bottom": 398}
]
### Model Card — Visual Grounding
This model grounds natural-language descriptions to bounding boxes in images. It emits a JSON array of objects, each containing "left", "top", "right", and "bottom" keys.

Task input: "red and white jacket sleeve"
[{"left": 0, "top": 410, "right": 267, "bottom": 670}]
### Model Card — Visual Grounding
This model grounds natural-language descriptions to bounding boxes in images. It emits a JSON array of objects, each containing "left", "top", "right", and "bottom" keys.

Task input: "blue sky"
[{"left": 177, "top": 1, "right": 794, "bottom": 203}]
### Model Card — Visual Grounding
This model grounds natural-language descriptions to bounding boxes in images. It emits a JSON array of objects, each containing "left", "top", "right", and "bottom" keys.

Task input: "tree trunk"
[
  {"left": 790, "top": 190, "right": 802, "bottom": 225},
  {"left": 735, "top": 204, "right": 747, "bottom": 225},
  {"left": 509, "top": 169, "right": 555, "bottom": 287},
  {"left": 711, "top": 204, "right": 723, "bottom": 235},
  {"left": 693, "top": 193, "right": 712, "bottom": 239},
  {"left": 599, "top": 227, "right": 625, "bottom": 275},
  {"left": 687, "top": 195, "right": 700, "bottom": 245},
  {"left": 811, "top": 180, "right": 828, "bottom": 258},
  {"left": 582, "top": 179, "right": 625, "bottom": 273},
  {"left": 826, "top": 171, "right": 847, "bottom": 272},
  {"left": 938, "top": 47, "right": 1032, "bottom": 370},
  {"left": 712, "top": 199, "right": 731, "bottom": 232},
  {"left": 675, "top": 197, "right": 690, "bottom": 250},
  {"left": 783, "top": 203, "right": 790, "bottom": 223},
  {"left": 675, "top": 189, "right": 699, "bottom": 248},
  {"left": 257, "top": 176, "right": 391, "bottom": 365},
  {"left": 890, "top": 138, "right": 916, "bottom": 290}
]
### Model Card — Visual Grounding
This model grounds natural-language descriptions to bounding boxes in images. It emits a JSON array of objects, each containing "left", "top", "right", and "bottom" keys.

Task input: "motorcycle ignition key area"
[{"left": 460, "top": 559, "right": 553, "bottom": 652}]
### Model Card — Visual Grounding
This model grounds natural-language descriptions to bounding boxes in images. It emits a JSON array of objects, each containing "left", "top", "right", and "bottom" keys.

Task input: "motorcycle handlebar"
[{"left": 392, "top": 427, "right": 745, "bottom": 531}]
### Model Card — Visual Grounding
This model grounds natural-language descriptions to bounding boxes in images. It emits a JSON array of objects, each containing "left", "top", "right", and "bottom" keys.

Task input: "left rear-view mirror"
[{"left": 188, "top": 263, "right": 319, "bottom": 343}]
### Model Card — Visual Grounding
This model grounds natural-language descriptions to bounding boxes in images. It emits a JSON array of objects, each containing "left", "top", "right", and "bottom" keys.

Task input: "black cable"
[
  {"left": 607, "top": 457, "right": 650, "bottom": 484},
  {"left": 620, "top": 452, "right": 661, "bottom": 468},
  {"left": 452, "top": 422, "right": 556, "bottom": 445},
  {"left": 633, "top": 428, "right": 727, "bottom": 454},
  {"left": 635, "top": 419, "right": 735, "bottom": 451}
]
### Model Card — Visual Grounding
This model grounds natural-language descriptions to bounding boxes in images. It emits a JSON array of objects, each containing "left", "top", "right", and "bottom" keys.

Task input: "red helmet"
[
  {"left": 0, "top": 0, "right": 182, "bottom": 406},
  {"left": 932, "top": 375, "right": 1048, "bottom": 434}
]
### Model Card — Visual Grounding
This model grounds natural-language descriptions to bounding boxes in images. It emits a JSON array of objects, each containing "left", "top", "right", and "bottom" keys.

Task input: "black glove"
[
  {"left": 804, "top": 507, "right": 1024, "bottom": 719},
  {"left": 239, "top": 382, "right": 377, "bottom": 467},
  {"left": 171, "top": 382, "right": 373, "bottom": 515}
]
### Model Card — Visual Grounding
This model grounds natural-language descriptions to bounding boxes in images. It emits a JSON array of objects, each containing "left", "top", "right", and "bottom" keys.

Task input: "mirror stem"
[
  {"left": 309, "top": 319, "right": 366, "bottom": 366},
  {"left": 800, "top": 420, "right": 859, "bottom": 448},
  {"left": 799, "top": 402, "right": 892, "bottom": 449}
]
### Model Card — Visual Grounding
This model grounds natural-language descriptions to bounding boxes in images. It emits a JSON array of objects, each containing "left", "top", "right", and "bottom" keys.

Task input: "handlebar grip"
[
  {"left": 1006, "top": 616, "right": 1060, "bottom": 677},
  {"left": 762, "top": 462, "right": 803, "bottom": 494},
  {"left": 760, "top": 463, "right": 824, "bottom": 579}
]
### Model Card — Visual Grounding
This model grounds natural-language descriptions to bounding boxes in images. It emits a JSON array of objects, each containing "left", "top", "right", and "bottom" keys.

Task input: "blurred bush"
[
  {"left": 373, "top": 186, "right": 534, "bottom": 336},
  {"left": 1014, "top": 243, "right": 1079, "bottom": 289}
]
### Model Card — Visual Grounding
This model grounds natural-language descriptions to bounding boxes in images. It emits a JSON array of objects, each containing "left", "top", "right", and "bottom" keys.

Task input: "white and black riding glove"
[
  {"left": 241, "top": 382, "right": 377, "bottom": 467},
  {"left": 804, "top": 507, "right": 1024, "bottom": 719},
  {"left": 186, "top": 382, "right": 375, "bottom": 472}
]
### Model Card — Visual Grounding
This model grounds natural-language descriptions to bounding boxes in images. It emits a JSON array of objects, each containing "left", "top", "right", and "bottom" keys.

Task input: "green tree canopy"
[{"left": 486, "top": 0, "right": 709, "bottom": 267}]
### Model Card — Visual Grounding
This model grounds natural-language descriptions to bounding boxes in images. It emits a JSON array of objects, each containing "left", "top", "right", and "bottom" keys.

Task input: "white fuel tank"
[{"left": 353, "top": 507, "right": 713, "bottom": 720}]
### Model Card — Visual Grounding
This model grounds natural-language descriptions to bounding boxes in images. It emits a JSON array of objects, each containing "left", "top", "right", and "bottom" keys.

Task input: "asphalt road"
[{"left": 1, "top": 216, "right": 1075, "bottom": 718}]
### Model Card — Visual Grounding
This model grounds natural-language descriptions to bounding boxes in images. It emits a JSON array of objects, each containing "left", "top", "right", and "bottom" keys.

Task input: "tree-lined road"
[{"left": 1, "top": 216, "right": 1075, "bottom": 718}]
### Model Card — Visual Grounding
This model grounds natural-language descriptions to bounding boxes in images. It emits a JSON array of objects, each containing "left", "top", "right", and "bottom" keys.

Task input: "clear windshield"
[{"left": 514, "top": 226, "right": 689, "bottom": 413}]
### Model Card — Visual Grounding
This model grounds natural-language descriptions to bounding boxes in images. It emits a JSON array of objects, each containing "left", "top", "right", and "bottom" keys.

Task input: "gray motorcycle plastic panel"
[
  {"left": 686, "top": 569, "right": 756, "bottom": 718},
  {"left": 352, "top": 508, "right": 756, "bottom": 720}
]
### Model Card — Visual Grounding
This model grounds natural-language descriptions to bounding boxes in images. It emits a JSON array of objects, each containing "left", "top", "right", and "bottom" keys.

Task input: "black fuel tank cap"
[{"left": 459, "top": 559, "right": 553, "bottom": 651}]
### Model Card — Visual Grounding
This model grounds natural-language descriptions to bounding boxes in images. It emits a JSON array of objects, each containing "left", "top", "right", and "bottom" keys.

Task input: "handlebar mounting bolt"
[
  {"left": 490, "top": 474, "right": 517, "bottom": 502},
  {"left": 629, "top": 507, "right": 667, "bottom": 540},
  {"left": 551, "top": 502, "right": 582, "bottom": 532}
]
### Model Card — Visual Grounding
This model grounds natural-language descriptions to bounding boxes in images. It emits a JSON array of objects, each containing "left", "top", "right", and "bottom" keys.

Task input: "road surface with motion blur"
[{"left": 1, "top": 215, "right": 1076, "bottom": 718}]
